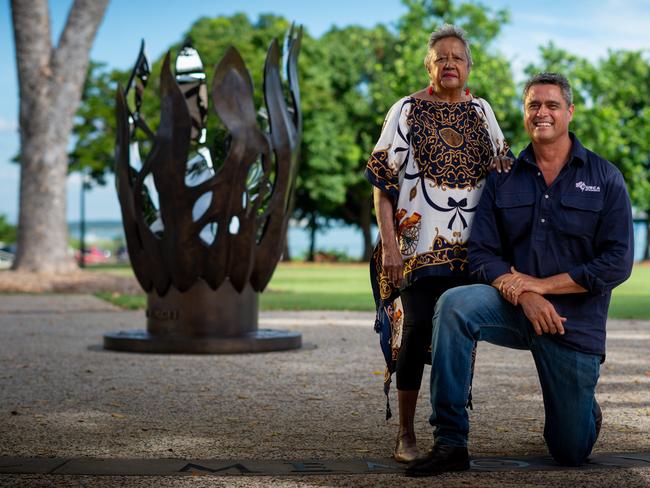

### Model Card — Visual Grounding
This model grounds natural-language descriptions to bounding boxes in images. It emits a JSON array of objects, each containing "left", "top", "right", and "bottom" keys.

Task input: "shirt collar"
[{"left": 519, "top": 132, "right": 587, "bottom": 167}]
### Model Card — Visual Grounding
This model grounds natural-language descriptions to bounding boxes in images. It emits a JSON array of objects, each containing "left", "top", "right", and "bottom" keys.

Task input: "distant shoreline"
[{"left": 67, "top": 220, "right": 373, "bottom": 260}]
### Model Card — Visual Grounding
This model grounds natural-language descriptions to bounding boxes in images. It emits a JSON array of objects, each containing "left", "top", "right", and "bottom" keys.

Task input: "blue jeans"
[{"left": 430, "top": 284, "right": 601, "bottom": 466}]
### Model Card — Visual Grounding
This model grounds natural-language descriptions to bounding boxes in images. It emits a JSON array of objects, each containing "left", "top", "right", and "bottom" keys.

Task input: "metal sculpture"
[{"left": 103, "top": 27, "right": 303, "bottom": 353}]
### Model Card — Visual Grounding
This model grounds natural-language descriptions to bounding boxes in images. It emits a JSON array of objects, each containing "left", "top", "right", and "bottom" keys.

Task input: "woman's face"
[{"left": 427, "top": 37, "right": 470, "bottom": 93}]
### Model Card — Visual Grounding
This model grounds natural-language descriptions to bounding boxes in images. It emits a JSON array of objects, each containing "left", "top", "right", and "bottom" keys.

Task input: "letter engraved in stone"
[
  {"left": 288, "top": 462, "right": 334, "bottom": 473},
  {"left": 179, "top": 462, "right": 258, "bottom": 474},
  {"left": 471, "top": 458, "right": 529, "bottom": 469},
  {"left": 146, "top": 308, "right": 179, "bottom": 320}
]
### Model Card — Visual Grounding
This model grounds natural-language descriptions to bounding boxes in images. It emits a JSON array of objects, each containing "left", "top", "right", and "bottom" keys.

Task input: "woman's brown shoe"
[{"left": 393, "top": 431, "right": 418, "bottom": 463}]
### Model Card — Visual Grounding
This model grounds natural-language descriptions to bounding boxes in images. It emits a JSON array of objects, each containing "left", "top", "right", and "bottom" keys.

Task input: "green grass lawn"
[
  {"left": 94, "top": 262, "right": 650, "bottom": 319},
  {"left": 258, "top": 262, "right": 375, "bottom": 310},
  {"left": 95, "top": 262, "right": 375, "bottom": 311},
  {"left": 606, "top": 263, "right": 650, "bottom": 319}
]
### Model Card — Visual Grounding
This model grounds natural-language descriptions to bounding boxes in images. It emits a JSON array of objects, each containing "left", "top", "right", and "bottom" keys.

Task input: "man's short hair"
[{"left": 523, "top": 72, "right": 573, "bottom": 106}]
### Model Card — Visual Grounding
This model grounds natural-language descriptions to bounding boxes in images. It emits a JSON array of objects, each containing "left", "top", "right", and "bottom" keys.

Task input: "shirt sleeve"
[
  {"left": 364, "top": 98, "right": 411, "bottom": 201},
  {"left": 568, "top": 168, "right": 634, "bottom": 295},
  {"left": 468, "top": 172, "right": 512, "bottom": 283}
]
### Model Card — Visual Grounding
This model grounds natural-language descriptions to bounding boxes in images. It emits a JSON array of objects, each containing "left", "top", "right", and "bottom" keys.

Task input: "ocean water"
[
  {"left": 69, "top": 220, "right": 649, "bottom": 262},
  {"left": 68, "top": 220, "right": 376, "bottom": 260}
]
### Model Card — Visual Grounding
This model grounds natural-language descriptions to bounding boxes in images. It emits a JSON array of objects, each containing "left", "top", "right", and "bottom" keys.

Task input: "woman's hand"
[
  {"left": 382, "top": 238, "right": 404, "bottom": 287},
  {"left": 373, "top": 187, "right": 404, "bottom": 287},
  {"left": 489, "top": 155, "right": 513, "bottom": 173}
]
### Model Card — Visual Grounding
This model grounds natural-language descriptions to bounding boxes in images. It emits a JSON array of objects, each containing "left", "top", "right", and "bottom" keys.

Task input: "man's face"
[{"left": 523, "top": 84, "right": 574, "bottom": 144}]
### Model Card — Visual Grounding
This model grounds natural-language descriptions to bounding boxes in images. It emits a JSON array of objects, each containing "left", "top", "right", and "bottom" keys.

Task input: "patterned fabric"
[
  {"left": 366, "top": 97, "right": 509, "bottom": 296},
  {"left": 366, "top": 96, "right": 509, "bottom": 417}
]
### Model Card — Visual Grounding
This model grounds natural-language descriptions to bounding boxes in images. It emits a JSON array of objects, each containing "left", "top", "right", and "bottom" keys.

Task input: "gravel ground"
[{"left": 0, "top": 295, "right": 649, "bottom": 487}]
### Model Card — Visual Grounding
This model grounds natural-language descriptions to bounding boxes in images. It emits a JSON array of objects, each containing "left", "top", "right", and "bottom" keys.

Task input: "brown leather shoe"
[{"left": 393, "top": 431, "right": 418, "bottom": 463}]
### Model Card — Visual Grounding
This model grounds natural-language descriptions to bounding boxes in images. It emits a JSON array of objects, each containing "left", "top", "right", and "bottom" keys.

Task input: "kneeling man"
[{"left": 407, "top": 72, "right": 634, "bottom": 476}]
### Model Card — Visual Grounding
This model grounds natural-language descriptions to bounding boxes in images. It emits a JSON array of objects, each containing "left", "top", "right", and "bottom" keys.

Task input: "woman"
[{"left": 366, "top": 24, "right": 511, "bottom": 463}]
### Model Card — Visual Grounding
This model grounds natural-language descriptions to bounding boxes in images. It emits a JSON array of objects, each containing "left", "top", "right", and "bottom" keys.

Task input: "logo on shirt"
[{"left": 575, "top": 181, "right": 601, "bottom": 192}]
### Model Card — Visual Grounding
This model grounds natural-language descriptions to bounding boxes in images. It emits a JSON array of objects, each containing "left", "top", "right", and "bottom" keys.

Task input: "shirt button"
[
  {"left": 544, "top": 194, "right": 549, "bottom": 199},
  {"left": 541, "top": 218, "right": 546, "bottom": 223},
  {"left": 537, "top": 172, "right": 541, "bottom": 176}
]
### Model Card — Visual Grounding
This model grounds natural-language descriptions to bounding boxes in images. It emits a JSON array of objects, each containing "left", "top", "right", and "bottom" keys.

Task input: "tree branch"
[
  {"left": 11, "top": 0, "right": 52, "bottom": 130},
  {"left": 51, "top": 0, "right": 109, "bottom": 118}
]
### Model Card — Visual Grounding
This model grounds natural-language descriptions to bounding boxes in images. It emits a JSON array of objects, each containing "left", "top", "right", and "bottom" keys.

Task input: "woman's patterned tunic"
[
  {"left": 366, "top": 96, "right": 509, "bottom": 302},
  {"left": 366, "top": 96, "right": 509, "bottom": 416}
]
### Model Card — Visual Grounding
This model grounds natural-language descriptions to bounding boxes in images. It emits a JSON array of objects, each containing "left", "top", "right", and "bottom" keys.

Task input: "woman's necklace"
[{"left": 428, "top": 85, "right": 471, "bottom": 101}]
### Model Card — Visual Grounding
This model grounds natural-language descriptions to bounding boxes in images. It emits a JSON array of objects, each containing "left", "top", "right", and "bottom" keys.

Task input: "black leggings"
[{"left": 396, "top": 276, "right": 468, "bottom": 391}]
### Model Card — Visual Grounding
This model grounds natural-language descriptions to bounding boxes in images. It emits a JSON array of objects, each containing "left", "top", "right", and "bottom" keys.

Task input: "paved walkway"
[{"left": 1, "top": 295, "right": 649, "bottom": 487}]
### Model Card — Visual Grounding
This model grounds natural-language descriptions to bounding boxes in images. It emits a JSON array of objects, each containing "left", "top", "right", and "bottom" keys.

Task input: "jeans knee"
[
  {"left": 435, "top": 287, "right": 467, "bottom": 318},
  {"left": 435, "top": 285, "right": 489, "bottom": 325}
]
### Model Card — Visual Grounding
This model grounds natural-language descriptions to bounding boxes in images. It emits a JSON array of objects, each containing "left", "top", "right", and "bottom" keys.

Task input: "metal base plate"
[{"left": 103, "top": 328, "right": 302, "bottom": 354}]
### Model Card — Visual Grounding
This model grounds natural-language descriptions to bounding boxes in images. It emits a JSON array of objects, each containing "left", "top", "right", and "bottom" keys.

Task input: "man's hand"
[
  {"left": 492, "top": 270, "right": 539, "bottom": 305},
  {"left": 518, "top": 292, "right": 566, "bottom": 336},
  {"left": 499, "top": 267, "right": 547, "bottom": 305},
  {"left": 498, "top": 267, "right": 587, "bottom": 304},
  {"left": 492, "top": 273, "right": 517, "bottom": 305},
  {"left": 382, "top": 238, "right": 403, "bottom": 287}
]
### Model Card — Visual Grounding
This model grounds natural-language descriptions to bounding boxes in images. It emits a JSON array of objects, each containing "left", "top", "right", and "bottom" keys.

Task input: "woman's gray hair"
[
  {"left": 424, "top": 24, "right": 473, "bottom": 70},
  {"left": 523, "top": 72, "right": 573, "bottom": 106}
]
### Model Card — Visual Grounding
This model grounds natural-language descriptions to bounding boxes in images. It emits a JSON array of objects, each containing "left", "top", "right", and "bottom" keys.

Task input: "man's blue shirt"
[{"left": 469, "top": 133, "right": 634, "bottom": 357}]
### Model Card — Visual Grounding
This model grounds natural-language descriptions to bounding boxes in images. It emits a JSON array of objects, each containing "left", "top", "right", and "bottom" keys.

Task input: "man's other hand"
[{"left": 518, "top": 292, "right": 566, "bottom": 336}]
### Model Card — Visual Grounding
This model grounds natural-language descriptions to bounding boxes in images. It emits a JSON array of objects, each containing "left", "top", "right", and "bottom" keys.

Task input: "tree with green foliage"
[
  {"left": 296, "top": 24, "right": 398, "bottom": 260},
  {"left": 69, "top": 62, "right": 122, "bottom": 185},
  {"left": 0, "top": 215, "right": 17, "bottom": 245}
]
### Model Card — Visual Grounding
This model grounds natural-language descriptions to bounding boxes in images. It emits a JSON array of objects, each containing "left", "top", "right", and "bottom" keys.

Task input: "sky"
[{"left": 1, "top": 0, "right": 649, "bottom": 224}]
